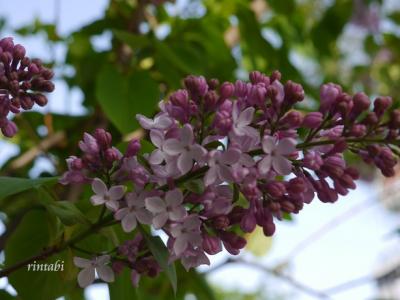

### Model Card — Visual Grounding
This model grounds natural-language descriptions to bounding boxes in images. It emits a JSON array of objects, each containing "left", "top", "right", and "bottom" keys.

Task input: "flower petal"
[
  {"left": 218, "top": 164, "right": 234, "bottom": 182},
  {"left": 276, "top": 138, "right": 297, "bottom": 155},
  {"left": 204, "top": 167, "right": 218, "bottom": 186},
  {"left": 163, "top": 139, "right": 183, "bottom": 156},
  {"left": 121, "top": 213, "right": 137, "bottom": 232},
  {"left": 220, "top": 148, "right": 241, "bottom": 165},
  {"left": 258, "top": 156, "right": 272, "bottom": 175},
  {"left": 272, "top": 156, "right": 292, "bottom": 175},
  {"left": 135, "top": 209, "right": 153, "bottom": 224},
  {"left": 96, "top": 265, "right": 115, "bottom": 283},
  {"left": 149, "top": 150, "right": 164, "bottom": 165},
  {"left": 109, "top": 185, "right": 125, "bottom": 201},
  {"left": 73, "top": 257, "right": 92, "bottom": 268},
  {"left": 169, "top": 206, "right": 187, "bottom": 221},
  {"left": 173, "top": 237, "right": 188, "bottom": 256},
  {"left": 262, "top": 136, "right": 275, "bottom": 154},
  {"left": 90, "top": 195, "right": 106, "bottom": 206},
  {"left": 145, "top": 196, "right": 166, "bottom": 213},
  {"left": 137, "top": 114, "right": 154, "bottom": 129},
  {"left": 237, "top": 107, "right": 255, "bottom": 126},
  {"left": 105, "top": 200, "right": 119, "bottom": 211},
  {"left": 92, "top": 178, "right": 107, "bottom": 195},
  {"left": 77, "top": 267, "right": 95, "bottom": 288},
  {"left": 153, "top": 212, "right": 169, "bottom": 229},
  {"left": 114, "top": 208, "right": 129, "bottom": 221},
  {"left": 181, "top": 124, "right": 194, "bottom": 145},
  {"left": 96, "top": 255, "right": 111, "bottom": 265},
  {"left": 155, "top": 115, "right": 173, "bottom": 129},
  {"left": 150, "top": 129, "right": 164, "bottom": 148},
  {"left": 165, "top": 189, "right": 183, "bottom": 207},
  {"left": 177, "top": 152, "right": 193, "bottom": 174}
]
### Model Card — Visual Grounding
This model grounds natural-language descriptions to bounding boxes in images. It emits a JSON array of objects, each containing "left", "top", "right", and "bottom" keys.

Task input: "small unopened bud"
[
  {"left": 220, "top": 82, "right": 235, "bottom": 99},
  {"left": 302, "top": 112, "right": 323, "bottom": 128},
  {"left": 126, "top": 139, "right": 141, "bottom": 157},
  {"left": 202, "top": 235, "right": 222, "bottom": 255},
  {"left": 94, "top": 128, "right": 112, "bottom": 149},
  {"left": 1, "top": 120, "right": 17, "bottom": 137}
]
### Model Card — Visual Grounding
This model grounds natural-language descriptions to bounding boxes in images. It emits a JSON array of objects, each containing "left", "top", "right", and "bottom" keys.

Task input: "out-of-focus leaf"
[
  {"left": 5, "top": 210, "right": 74, "bottom": 300},
  {"left": 96, "top": 64, "right": 159, "bottom": 134},
  {"left": 245, "top": 226, "right": 273, "bottom": 257},
  {"left": 0, "top": 177, "right": 58, "bottom": 200},
  {"left": 46, "top": 201, "right": 91, "bottom": 226},
  {"left": 108, "top": 268, "right": 139, "bottom": 300},
  {"left": 113, "top": 30, "right": 151, "bottom": 49},
  {"left": 139, "top": 227, "right": 177, "bottom": 294},
  {"left": 183, "top": 179, "right": 205, "bottom": 194}
]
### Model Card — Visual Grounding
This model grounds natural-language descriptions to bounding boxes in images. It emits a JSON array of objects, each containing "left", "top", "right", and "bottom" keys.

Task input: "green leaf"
[
  {"left": 108, "top": 268, "right": 139, "bottom": 300},
  {"left": 0, "top": 177, "right": 58, "bottom": 200},
  {"left": 183, "top": 179, "right": 205, "bottom": 194},
  {"left": 5, "top": 210, "right": 74, "bottom": 300},
  {"left": 113, "top": 30, "right": 151, "bottom": 49},
  {"left": 139, "top": 227, "right": 177, "bottom": 294},
  {"left": 46, "top": 201, "right": 91, "bottom": 226},
  {"left": 96, "top": 64, "right": 159, "bottom": 134},
  {"left": 0, "top": 290, "right": 15, "bottom": 300}
]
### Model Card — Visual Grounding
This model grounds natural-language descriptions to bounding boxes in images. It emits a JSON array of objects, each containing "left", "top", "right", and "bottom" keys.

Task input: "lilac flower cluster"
[
  {"left": 64, "top": 70, "right": 400, "bottom": 288},
  {"left": 0, "top": 37, "right": 54, "bottom": 137}
]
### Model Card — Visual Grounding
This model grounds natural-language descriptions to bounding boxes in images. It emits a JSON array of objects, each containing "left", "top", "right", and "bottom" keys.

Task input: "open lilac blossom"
[
  {"left": 170, "top": 215, "right": 202, "bottom": 256},
  {"left": 90, "top": 178, "right": 125, "bottom": 211},
  {"left": 61, "top": 70, "right": 400, "bottom": 289},
  {"left": 258, "top": 136, "right": 296, "bottom": 175},
  {"left": 73, "top": 255, "right": 114, "bottom": 287},
  {"left": 163, "top": 124, "right": 207, "bottom": 174},
  {"left": 114, "top": 191, "right": 153, "bottom": 232},
  {"left": 145, "top": 189, "right": 187, "bottom": 229}
]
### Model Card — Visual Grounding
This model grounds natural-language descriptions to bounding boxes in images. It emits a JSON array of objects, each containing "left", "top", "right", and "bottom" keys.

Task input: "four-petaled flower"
[
  {"left": 145, "top": 189, "right": 187, "bottom": 229},
  {"left": 204, "top": 148, "right": 241, "bottom": 186},
  {"left": 231, "top": 102, "right": 258, "bottom": 138},
  {"left": 73, "top": 255, "right": 115, "bottom": 288},
  {"left": 90, "top": 178, "right": 125, "bottom": 211},
  {"left": 258, "top": 136, "right": 296, "bottom": 175},
  {"left": 170, "top": 215, "right": 202, "bottom": 256},
  {"left": 136, "top": 113, "right": 173, "bottom": 130},
  {"left": 115, "top": 191, "right": 153, "bottom": 232},
  {"left": 163, "top": 124, "right": 207, "bottom": 174}
]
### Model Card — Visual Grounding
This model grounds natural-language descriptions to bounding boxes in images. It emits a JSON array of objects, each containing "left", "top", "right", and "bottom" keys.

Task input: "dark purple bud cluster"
[
  {"left": 66, "top": 70, "right": 400, "bottom": 288},
  {"left": 0, "top": 37, "right": 54, "bottom": 137}
]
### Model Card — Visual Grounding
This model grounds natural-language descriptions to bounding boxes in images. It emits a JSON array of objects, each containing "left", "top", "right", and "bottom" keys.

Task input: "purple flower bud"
[
  {"left": 184, "top": 75, "right": 208, "bottom": 99},
  {"left": 389, "top": 109, "right": 400, "bottom": 129},
  {"left": 286, "top": 177, "right": 307, "bottom": 194},
  {"left": 240, "top": 211, "right": 257, "bottom": 233},
  {"left": 207, "top": 78, "right": 219, "bottom": 90},
  {"left": 249, "top": 71, "right": 270, "bottom": 85},
  {"left": 319, "top": 83, "right": 342, "bottom": 114},
  {"left": 284, "top": 80, "right": 304, "bottom": 104},
  {"left": 170, "top": 89, "right": 189, "bottom": 107},
  {"left": 270, "top": 70, "right": 281, "bottom": 82},
  {"left": 265, "top": 181, "right": 286, "bottom": 198},
  {"left": 303, "top": 151, "right": 323, "bottom": 170},
  {"left": 228, "top": 206, "right": 246, "bottom": 224},
  {"left": 0, "top": 37, "right": 14, "bottom": 52},
  {"left": 202, "top": 234, "right": 222, "bottom": 255},
  {"left": 362, "top": 112, "right": 379, "bottom": 125},
  {"left": 212, "top": 215, "right": 230, "bottom": 230},
  {"left": 105, "top": 148, "right": 121, "bottom": 163},
  {"left": 94, "top": 128, "right": 112, "bottom": 149},
  {"left": 351, "top": 92, "right": 370, "bottom": 117},
  {"left": 280, "top": 111, "right": 303, "bottom": 128},
  {"left": 349, "top": 124, "right": 367, "bottom": 137},
  {"left": 1, "top": 120, "right": 17, "bottom": 137},
  {"left": 220, "top": 82, "right": 235, "bottom": 99},
  {"left": 112, "top": 261, "right": 125, "bottom": 275},
  {"left": 220, "top": 231, "right": 247, "bottom": 255},
  {"left": 13, "top": 44, "right": 26, "bottom": 61},
  {"left": 302, "top": 112, "right": 323, "bottom": 128},
  {"left": 373, "top": 96, "right": 392, "bottom": 117},
  {"left": 79, "top": 133, "right": 100, "bottom": 154},
  {"left": 204, "top": 91, "right": 218, "bottom": 110},
  {"left": 262, "top": 221, "right": 276, "bottom": 236},
  {"left": 126, "top": 139, "right": 141, "bottom": 157}
]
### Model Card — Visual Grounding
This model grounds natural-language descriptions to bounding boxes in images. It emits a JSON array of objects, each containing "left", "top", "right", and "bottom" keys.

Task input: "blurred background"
[{"left": 1, "top": 0, "right": 400, "bottom": 299}]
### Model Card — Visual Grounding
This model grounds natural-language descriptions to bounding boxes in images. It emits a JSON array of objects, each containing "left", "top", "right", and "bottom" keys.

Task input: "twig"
[{"left": 207, "top": 257, "right": 332, "bottom": 299}]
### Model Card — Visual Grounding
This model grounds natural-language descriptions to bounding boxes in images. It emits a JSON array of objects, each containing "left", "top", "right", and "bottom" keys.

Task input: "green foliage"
[
  {"left": 96, "top": 64, "right": 160, "bottom": 134},
  {"left": 0, "top": 177, "right": 58, "bottom": 200}
]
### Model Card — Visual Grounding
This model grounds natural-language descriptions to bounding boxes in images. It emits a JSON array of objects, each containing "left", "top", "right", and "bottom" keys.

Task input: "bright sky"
[{"left": 1, "top": 1, "right": 400, "bottom": 299}]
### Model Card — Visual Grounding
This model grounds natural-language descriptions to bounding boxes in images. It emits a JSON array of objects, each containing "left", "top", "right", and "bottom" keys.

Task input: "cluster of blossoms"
[
  {"left": 62, "top": 70, "right": 400, "bottom": 288},
  {"left": 0, "top": 37, "right": 54, "bottom": 137}
]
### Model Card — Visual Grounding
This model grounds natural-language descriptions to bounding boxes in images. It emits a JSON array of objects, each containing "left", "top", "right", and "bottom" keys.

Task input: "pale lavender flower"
[
  {"left": 231, "top": 102, "right": 258, "bottom": 138},
  {"left": 180, "top": 248, "right": 210, "bottom": 271},
  {"left": 136, "top": 113, "right": 173, "bottom": 130},
  {"left": 145, "top": 189, "right": 187, "bottom": 229},
  {"left": 258, "top": 136, "right": 296, "bottom": 175},
  {"left": 163, "top": 124, "right": 207, "bottom": 174},
  {"left": 79, "top": 133, "right": 99, "bottom": 154},
  {"left": 170, "top": 215, "right": 202, "bottom": 256},
  {"left": 204, "top": 148, "right": 241, "bottom": 186},
  {"left": 73, "top": 255, "right": 114, "bottom": 287},
  {"left": 90, "top": 178, "right": 125, "bottom": 211},
  {"left": 115, "top": 191, "right": 153, "bottom": 232}
]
